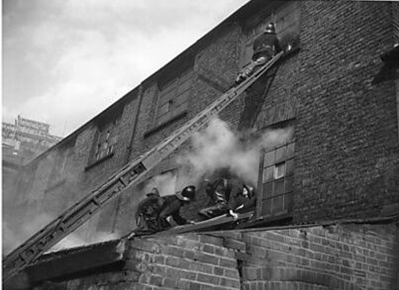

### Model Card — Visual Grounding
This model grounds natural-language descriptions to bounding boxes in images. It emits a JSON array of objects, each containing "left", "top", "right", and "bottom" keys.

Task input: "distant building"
[
  {"left": 2, "top": 115, "right": 62, "bottom": 210},
  {"left": 2, "top": 115, "right": 61, "bottom": 162}
]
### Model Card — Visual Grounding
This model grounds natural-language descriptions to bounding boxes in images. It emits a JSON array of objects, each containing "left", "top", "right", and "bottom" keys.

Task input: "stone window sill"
[{"left": 144, "top": 111, "right": 187, "bottom": 138}]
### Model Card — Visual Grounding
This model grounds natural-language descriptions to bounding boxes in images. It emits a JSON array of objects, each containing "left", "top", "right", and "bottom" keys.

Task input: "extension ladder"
[{"left": 3, "top": 50, "right": 284, "bottom": 282}]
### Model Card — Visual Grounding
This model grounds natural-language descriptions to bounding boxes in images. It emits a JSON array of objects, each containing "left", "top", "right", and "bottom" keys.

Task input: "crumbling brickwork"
[
  {"left": 31, "top": 223, "right": 398, "bottom": 290},
  {"left": 239, "top": 224, "right": 398, "bottom": 290}
]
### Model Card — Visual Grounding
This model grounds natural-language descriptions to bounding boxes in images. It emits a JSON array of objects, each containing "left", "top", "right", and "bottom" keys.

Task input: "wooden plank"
[{"left": 150, "top": 211, "right": 254, "bottom": 237}]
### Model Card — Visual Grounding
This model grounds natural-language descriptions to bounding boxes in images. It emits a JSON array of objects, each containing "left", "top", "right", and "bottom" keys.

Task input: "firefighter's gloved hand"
[
  {"left": 228, "top": 210, "right": 239, "bottom": 221},
  {"left": 235, "top": 204, "right": 244, "bottom": 211},
  {"left": 127, "top": 232, "right": 136, "bottom": 240},
  {"left": 284, "top": 43, "right": 293, "bottom": 53}
]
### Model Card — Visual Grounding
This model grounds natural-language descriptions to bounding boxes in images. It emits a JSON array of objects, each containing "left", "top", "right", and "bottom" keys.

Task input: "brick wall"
[
  {"left": 240, "top": 224, "right": 398, "bottom": 290},
  {"left": 293, "top": 0, "right": 399, "bottom": 222},
  {"left": 31, "top": 223, "right": 398, "bottom": 290}
]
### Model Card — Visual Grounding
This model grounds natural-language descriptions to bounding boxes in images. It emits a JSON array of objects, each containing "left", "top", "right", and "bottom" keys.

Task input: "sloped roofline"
[{"left": 25, "top": 0, "right": 286, "bottom": 165}]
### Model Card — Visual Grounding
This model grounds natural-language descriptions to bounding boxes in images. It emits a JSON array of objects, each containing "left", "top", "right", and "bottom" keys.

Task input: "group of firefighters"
[
  {"left": 130, "top": 175, "right": 256, "bottom": 237},
  {"left": 130, "top": 22, "right": 282, "bottom": 237}
]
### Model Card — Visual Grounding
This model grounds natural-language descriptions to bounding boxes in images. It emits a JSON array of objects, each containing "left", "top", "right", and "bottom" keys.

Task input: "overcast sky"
[{"left": 3, "top": 0, "right": 249, "bottom": 137}]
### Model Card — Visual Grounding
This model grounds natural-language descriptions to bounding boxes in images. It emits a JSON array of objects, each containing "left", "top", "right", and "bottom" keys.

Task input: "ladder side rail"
[{"left": 3, "top": 51, "right": 284, "bottom": 281}]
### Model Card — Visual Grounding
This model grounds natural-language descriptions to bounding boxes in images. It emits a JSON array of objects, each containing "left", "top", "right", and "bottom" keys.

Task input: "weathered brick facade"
[
  {"left": 293, "top": 0, "right": 399, "bottom": 222},
  {"left": 26, "top": 223, "right": 398, "bottom": 290},
  {"left": 4, "top": 2, "right": 399, "bottom": 288}
]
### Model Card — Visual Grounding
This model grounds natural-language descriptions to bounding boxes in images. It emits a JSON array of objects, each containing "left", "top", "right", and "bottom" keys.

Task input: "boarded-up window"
[
  {"left": 258, "top": 139, "right": 295, "bottom": 218},
  {"left": 155, "top": 69, "right": 193, "bottom": 126},
  {"left": 240, "top": 2, "right": 301, "bottom": 70}
]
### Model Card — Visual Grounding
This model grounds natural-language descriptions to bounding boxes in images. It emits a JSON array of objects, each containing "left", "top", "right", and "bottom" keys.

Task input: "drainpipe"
[{"left": 124, "top": 83, "right": 144, "bottom": 165}]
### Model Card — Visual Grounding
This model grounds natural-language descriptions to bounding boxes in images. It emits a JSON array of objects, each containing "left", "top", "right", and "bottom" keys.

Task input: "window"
[
  {"left": 91, "top": 117, "right": 120, "bottom": 165},
  {"left": 155, "top": 69, "right": 193, "bottom": 126},
  {"left": 240, "top": 2, "right": 301, "bottom": 70},
  {"left": 94, "top": 130, "right": 115, "bottom": 161},
  {"left": 274, "top": 163, "right": 285, "bottom": 179},
  {"left": 258, "top": 139, "right": 295, "bottom": 218}
]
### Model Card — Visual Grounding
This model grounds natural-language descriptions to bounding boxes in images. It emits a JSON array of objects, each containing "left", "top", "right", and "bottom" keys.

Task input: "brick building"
[{"left": 4, "top": 1, "right": 399, "bottom": 289}]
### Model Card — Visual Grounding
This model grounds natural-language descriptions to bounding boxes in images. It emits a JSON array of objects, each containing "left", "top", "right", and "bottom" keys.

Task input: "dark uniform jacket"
[
  {"left": 200, "top": 178, "right": 256, "bottom": 219},
  {"left": 252, "top": 32, "right": 282, "bottom": 61},
  {"left": 209, "top": 178, "right": 246, "bottom": 205},
  {"left": 159, "top": 195, "right": 188, "bottom": 226},
  {"left": 228, "top": 186, "right": 256, "bottom": 213},
  {"left": 134, "top": 195, "right": 163, "bottom": 235},
  {"left": 134, "top": 194, "right": 188, "bottom": 236}
]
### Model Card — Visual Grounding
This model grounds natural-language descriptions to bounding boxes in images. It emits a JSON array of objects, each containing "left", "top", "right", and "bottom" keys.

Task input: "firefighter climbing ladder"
[{"left": 3, "top": 50, "right": 285, "bottom": 282}]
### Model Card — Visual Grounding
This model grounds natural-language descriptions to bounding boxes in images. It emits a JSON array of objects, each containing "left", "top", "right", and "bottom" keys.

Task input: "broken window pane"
[{"left": 274, "top": 163, "right": 285, "bottom": 179}]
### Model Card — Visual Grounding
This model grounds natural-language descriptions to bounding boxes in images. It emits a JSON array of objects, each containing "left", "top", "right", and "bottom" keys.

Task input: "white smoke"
[
  {"left": 2, "top": 213, "right": 54, "bottom": 256},
  {"left": 178, "top": 117, "right": 293, "bottom": 185},
  {"left": 2, "top": 210, "right": 121, "bottom": 255},
  {"left": 141, "top": 171, "right": 177, "bottom": 196}
]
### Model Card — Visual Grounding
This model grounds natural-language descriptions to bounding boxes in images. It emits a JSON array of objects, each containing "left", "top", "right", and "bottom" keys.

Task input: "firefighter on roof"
[
  {"left": 133, "top": 187, "right": 164, "bottom": 236},
  {"left": 236, "top": 22, "right": 282, "bottom": 84},
  {"left": 158, "top": 185, "right": 196, "bottom": 228},
  {"left": 129, "top": 185, "right": 196, "bottom": 237},
  {"left": 229, "top": 184, "right": 256, "bottom": 214},
  {"left": 198, "top": 178, "right": 256, "bottom": 220}
]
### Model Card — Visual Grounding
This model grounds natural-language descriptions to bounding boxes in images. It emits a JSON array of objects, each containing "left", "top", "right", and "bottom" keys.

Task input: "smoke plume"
[
  {"left": 178, "top": 117, "right": 293, "bottom": 185},
  {"left": 2, "top": 213, "right": 54, "bottom": 256},
  {"left": 140, "top": 171, "right": 177, "bottom": 196},
  {"left": 2, "top": 211, "right": 121, "bottom": 255}
]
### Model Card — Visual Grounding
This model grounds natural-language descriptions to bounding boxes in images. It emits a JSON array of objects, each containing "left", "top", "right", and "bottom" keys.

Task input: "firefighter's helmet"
[
  {"left": 146, "top": 187, "right": 160, "bottom": 197},
  {"left": 243, "top": 185, "right": 255, "bottom": 198},
  {"left": 176, "top": 185, "right": 196, "bottom": 202},
  {"left": 265, "top": 22, "right": 276, "bottom": 34}
]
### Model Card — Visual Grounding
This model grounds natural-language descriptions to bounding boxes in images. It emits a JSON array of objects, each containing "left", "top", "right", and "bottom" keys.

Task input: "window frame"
[
  {"left": 153, "top": 68, "right": 193, "bottom": 127},
  {"left": 257, "top": 138, "right": 295, "bottom": 219},
  {"left": 86, "top": 116, "right": 121, "bottom": 170}
]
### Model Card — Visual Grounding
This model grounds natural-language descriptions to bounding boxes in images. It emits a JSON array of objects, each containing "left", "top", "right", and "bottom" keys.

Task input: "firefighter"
[
  {"left": 158, "top": 185, "right": 196, "bottom": 229},
  {"left": 132, "top": 187, "right": 164, "bottom": 236},
  {"left": 228, "top": 184, "right": 256, "bottom": 214},
  {"left": 129, "top": 185, "right": 196, "bottom": 238},
  {"left": 198, "top": 178, "right": 248, "bottom": 219},
  {"left": 235, "top": 22, "right": 282, "bottom": 84},
  {"left": 198, "top": 177, "right": 256, "bottom": 220}
]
